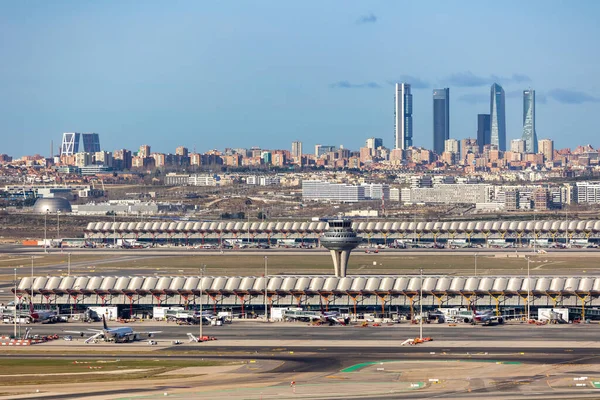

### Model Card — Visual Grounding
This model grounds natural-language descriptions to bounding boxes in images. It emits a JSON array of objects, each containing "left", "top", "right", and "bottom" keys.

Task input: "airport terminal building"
[
  {"left": 17, "top": 274, "right": 600, "bottom": 321},
  {"left": 83, "top": 219, "right": 600, "bottom": 246}
]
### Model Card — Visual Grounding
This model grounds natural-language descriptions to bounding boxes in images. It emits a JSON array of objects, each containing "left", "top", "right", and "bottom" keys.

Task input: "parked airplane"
[
  {"left": 28, "top": 302, "right": 59, "bottom": 323},
  {"left": 462, "top": 305, "right": 524, "bottom": 326},
  {"left": 64, "top": 315, "right": 161, "bottom": 343},
  {"left": 283, "top": 310, "right": 348, "bottom": 325}
]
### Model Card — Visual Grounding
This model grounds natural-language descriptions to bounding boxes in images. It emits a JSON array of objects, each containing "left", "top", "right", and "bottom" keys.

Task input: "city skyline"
[{"left": 1, "top": 1, "right": 599, "bottom": 157}]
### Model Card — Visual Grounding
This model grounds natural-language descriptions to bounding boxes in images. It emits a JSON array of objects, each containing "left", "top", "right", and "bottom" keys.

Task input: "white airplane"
[
  {"left": 462, "top": 306, "right": 525, "bottom": 326},
  {"left": 64, "top": 315, "right": 161, "bottom": 343}
]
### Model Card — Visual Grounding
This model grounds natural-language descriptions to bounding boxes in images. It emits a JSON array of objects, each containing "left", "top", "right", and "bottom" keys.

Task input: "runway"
[{"left": 3, "top": 322, "right": 600, "bottom": 399}]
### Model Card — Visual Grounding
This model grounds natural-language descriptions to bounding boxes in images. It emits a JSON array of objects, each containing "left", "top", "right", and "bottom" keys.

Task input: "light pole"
[
  {"left": 30, "top": 256, "right": 34, "bottom": 307},
  {"left": 199, "top": 265, "right": 206, "bottom": 341},
  {"left": 526, "top": 257, "right": 531, "bottom": 321},
  {"left": 68, "top": 253, "right": 71, "bottom": 276},
  {"left": 532, "top": 210, "right": 536, "bottom": 254},
  {"left": 113, "top": 212, "right": 116, "bottom": 249},
  {"left": 419, "top": 268, "right": 423, "bottom": 340},
  {"left": 264, "top": 256, "right": 268, "bottom": 322},
  {"left": 474, "top": 253, "right": 478, "bottom": 277},
  {"left": 57, "top": 210, "right": 61, "bottom": 241},
  {"left": 44, "top": 211, "right": 48, "bottom": 253},
  {"left": 13, "top": 268, "right": 17, "bottom": 339}
]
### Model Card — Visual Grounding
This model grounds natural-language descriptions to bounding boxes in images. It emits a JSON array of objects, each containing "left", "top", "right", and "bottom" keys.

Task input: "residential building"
[
  {"left": 576, "top": 182, "right": 600, "bottom": 204},
  {"left": 138, "top": 145, "right": 151, "bottom": 158},
  {"left": 510, "top": 139, "right": 526, "bottom": 153},
  {"left": 113, "top": 149, "right": 132, "bottom": 170},
  {"left": 361, "top": 183, "right": 390, "bottom": 200},
  {"left": 394, "top": 83, "right": 412, "bottom": 150},
  {"left": 175, "top": 146, "right": 188, "bottom": 157},
  {"left": 407, "top": 184, "right": 491, "bottom": 205},
  {"left": 365, "top": 137, "right": 383, "bottom": 149},
  {"left": 302, "top": 180, "right": 366, "bottom": 203},
  {"left": 490, "top": 83, "right": 506, "bottom": 151},
  {"left": 461, "top": 138, "right": 478, "bottom": 161},
  {"left": 539, "top": 139, "right": 554, "bottom": 161},
  {"left": 74, "top": 152, "right": 93, "bottom": 167},
  {"left": 164, "top": 173, "right": 190, "bottom": 186},
  {"left": 291, "top": 141, "right": 303, "bottom": 158},
  {"left": 522, "top": 89, "right": 537, "bottom": 153},
  {"left": 94, "top": 151, "right": 113, "bottom": 167},
  {"left": 444, "top": 138, "right": 460, "bottom": 154},
  {"left": 433, "top": 88, "right": 450, "bottom": 154},
  {"left": 188, "top": 174, "right": 218, "bottom": 186}
]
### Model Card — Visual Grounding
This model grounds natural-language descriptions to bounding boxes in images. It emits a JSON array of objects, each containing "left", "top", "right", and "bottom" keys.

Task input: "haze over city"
[{"left": 1, "top": 1, "right": 599, "bottom": 157}]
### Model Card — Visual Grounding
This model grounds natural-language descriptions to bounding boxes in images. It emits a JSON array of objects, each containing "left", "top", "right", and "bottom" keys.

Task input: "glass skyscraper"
[
  {"left": 521, "top": 89, "right": 537, "bottom": 153},
  {"left": 394, "top": 83, "right": 412, "bottom": 150},
  {"left": 477, "top": 114, "right": 491, "bottom": 153},
  {"left": 490, "top": 83, "right": 506, "bottom": 151},
  {"left": 432, "top": 88, "right": 450, "bottom": 154}
]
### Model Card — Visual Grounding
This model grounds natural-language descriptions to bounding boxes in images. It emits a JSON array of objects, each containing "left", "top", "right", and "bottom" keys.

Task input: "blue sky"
[{"left": 1, "top": 0, "right": 599, "bottom": 157}]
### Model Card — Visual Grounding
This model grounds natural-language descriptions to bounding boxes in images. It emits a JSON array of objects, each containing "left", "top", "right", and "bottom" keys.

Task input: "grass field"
[
  {"left": 59, "top": 253, "right": 600, "bottom": 276},
  {"left": 0, "top": 358, "right": 226, "bottom": 386},
  {"left": 1, "top": 251, "right": 599, "bottom": 280}
]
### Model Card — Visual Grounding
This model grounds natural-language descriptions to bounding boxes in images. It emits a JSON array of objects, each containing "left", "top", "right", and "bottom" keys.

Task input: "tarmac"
[{"left": 2, "top": 321, "right": 600, "bottom": 399}]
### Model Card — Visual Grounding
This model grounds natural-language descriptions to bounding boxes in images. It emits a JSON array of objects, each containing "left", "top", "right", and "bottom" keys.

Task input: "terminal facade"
[
  {"left": 84, "top": 219, "right": 600, "bottom": 246},
  {"left": 17, "top": 274, "right": 599, "bottom": 321}
]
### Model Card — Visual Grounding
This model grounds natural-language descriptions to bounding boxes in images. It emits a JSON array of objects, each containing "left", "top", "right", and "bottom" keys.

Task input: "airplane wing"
[
  {"left": 85, "top": 333, "right": 104, "bottom": 344},
  {"left": 63, "top": 329, "right": 103, "bottom": 336},
  {"left": 133, "top": 330, "right": 162, "bottom": 336}
]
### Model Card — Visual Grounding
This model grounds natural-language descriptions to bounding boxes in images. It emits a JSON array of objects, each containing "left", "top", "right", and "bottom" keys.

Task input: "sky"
[{"left": 1, "top": 0, "right": 600, "bottom": 158}]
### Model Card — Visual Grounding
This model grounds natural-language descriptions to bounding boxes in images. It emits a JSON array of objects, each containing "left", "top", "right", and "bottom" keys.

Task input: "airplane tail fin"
[{"left": 102, "top": 314, "right": 108, "bottom": 330}]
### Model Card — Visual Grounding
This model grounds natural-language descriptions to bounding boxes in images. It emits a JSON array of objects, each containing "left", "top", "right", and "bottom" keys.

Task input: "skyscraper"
[
  {"left": 490, "top": 83, "right": 506, "bottom": 151},
  {"left": 291, "top": 141, "right": 303, "bottom": 158},
  {"left": 60, "top": 133, "right": 101, "bottom": 156},
  {"left": 394, "top": 83, "right": 412, "bottom": 150},
  {"left": 522, "top": 89, "right": 537, "bottom": 153},
  {"left": 432, "top": 88, "right": 450, "bottom": 154},
  {"left": 476, "top": 114, "right": 491, "bottom": 152}
]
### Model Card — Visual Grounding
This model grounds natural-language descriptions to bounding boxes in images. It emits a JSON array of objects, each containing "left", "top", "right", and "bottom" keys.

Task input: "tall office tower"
[
  {"left": 490, "top": 83, "right": 506, "bottom": 151},
  {"left": 432, "top": 88, "right": 450, "bottom": 154},
  {"left": 139, "top": 145, "right": 151, "bottom": 158},
  {"left": 539, "top": 139, "right": 554, "bottom": 161},
  {"left": 60, "top": 132, "right": 101, "bottom": 156},
  {"left": 365, "top": 137, "right": 383, "bottom": 149},
  {"left": 522, "top": 89, "right": 537, "bottom": 153},
  {"left": 510, "top": 139, "right": 526, "bottom": 153},
  {"left": 476, "top": 114, "right": 491, "bottom": 152},
  {"left": 394, "top": 83, "right": 413, "bottom": 150},
  {"left": 291, "top": 141, "right": 303, "bottom": 158}
]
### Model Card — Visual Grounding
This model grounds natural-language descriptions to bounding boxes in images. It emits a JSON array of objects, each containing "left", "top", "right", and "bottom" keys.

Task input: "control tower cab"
[{"left": 320, "top": 219, "right": 362, "bottom": 277}]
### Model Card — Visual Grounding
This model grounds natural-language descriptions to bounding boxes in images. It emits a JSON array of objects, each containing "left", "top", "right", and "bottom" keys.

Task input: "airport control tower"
[{"left": 320, "top": 219, "right": 362, "bottom": 277}]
